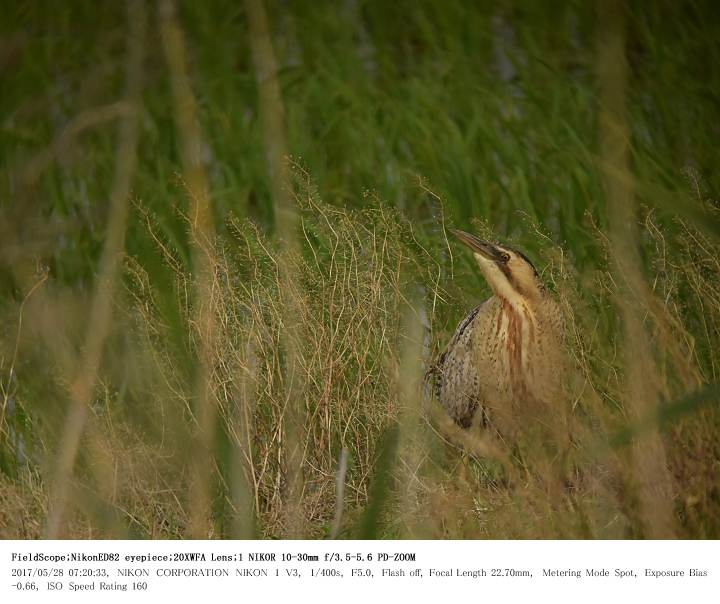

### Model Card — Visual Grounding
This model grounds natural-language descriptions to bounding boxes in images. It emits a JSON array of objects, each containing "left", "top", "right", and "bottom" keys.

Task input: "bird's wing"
[
  {"left": 426, "top": 302, "right": 482, "bottom": 380},
  {"left": 431, "top": 300, "right": 494, "bottom": 426}
]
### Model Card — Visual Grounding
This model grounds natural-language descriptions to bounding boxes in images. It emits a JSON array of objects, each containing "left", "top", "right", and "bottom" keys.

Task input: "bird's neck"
[
  {"left": 495, "top": 290, "right": 537, "bottom": 319},
  {"left": 496, "top": 294, "right": 539, "bottom": 393}
]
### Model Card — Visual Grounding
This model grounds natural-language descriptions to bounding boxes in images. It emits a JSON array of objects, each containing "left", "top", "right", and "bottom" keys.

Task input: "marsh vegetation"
[{"left": 1, "top": 0, "right": 718, "bottom": 538}]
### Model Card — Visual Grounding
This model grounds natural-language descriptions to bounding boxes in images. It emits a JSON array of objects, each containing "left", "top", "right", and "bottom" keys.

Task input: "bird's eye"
[{"left": 500, "top": 252, "right": 510, "bottom": 262}]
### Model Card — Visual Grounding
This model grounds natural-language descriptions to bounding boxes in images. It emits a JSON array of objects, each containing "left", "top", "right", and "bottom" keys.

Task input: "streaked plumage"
[{"left": 431, "top": 231, "right": 564, "bottom": 434}]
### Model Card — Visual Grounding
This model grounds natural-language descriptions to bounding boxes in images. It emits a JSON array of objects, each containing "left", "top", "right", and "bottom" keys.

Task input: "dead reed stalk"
[
  {"left": 44, "top": 0, "right": 146, "bottom": 538},
  {"left": 159, "top": 0, "right": 218, "bottom": 539},
  {"left": 245, "top": 0, "right": 305, "bottom": 537},
  {"left": 596, "top": 0, "right": 676, "bottom": 538}
]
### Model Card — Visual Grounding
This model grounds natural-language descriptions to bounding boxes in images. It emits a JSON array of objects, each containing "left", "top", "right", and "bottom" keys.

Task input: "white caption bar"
[{"left": 1, "top": 540, "right": 717, "bottom": 603}]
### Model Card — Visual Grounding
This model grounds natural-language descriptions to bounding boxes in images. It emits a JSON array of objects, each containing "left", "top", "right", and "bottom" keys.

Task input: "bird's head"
[{"left": 451, "top": 230, "right": 544, "bottom": 303}]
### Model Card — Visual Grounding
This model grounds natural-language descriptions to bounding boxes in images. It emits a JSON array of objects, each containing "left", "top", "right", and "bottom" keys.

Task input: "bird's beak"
[{"left": 451, "top": 230, "right": 502, "bottom": 262}]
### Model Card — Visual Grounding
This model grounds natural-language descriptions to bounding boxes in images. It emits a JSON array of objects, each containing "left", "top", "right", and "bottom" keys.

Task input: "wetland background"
[{"left": 1, "top": 0, "right": 719, "bottom": 538}]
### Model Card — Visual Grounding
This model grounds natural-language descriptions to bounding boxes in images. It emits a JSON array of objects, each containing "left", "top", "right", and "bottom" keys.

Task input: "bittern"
[{"left": 430, "top": 230, "right": 565, "bottom": 435}]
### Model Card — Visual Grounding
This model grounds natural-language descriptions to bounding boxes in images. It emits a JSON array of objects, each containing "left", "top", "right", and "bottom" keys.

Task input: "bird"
[{"left": 429, "top": 230, "right": 565, "bottom": 437}]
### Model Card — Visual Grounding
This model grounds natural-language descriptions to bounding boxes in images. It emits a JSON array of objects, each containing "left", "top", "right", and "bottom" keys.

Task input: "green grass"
[{"left": 1, "top": 0, "right": 719, "bottom": 538}]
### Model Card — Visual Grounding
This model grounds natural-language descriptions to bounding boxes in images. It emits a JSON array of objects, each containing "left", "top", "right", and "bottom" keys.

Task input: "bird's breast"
[{"left": 495, "top": 299, "right": 541, "bottom": 396}]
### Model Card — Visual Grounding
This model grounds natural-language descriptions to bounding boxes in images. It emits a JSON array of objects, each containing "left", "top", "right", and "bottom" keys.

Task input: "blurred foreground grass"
[{"left": 1, "top": 0, "right": 719, "bottom": 538}]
